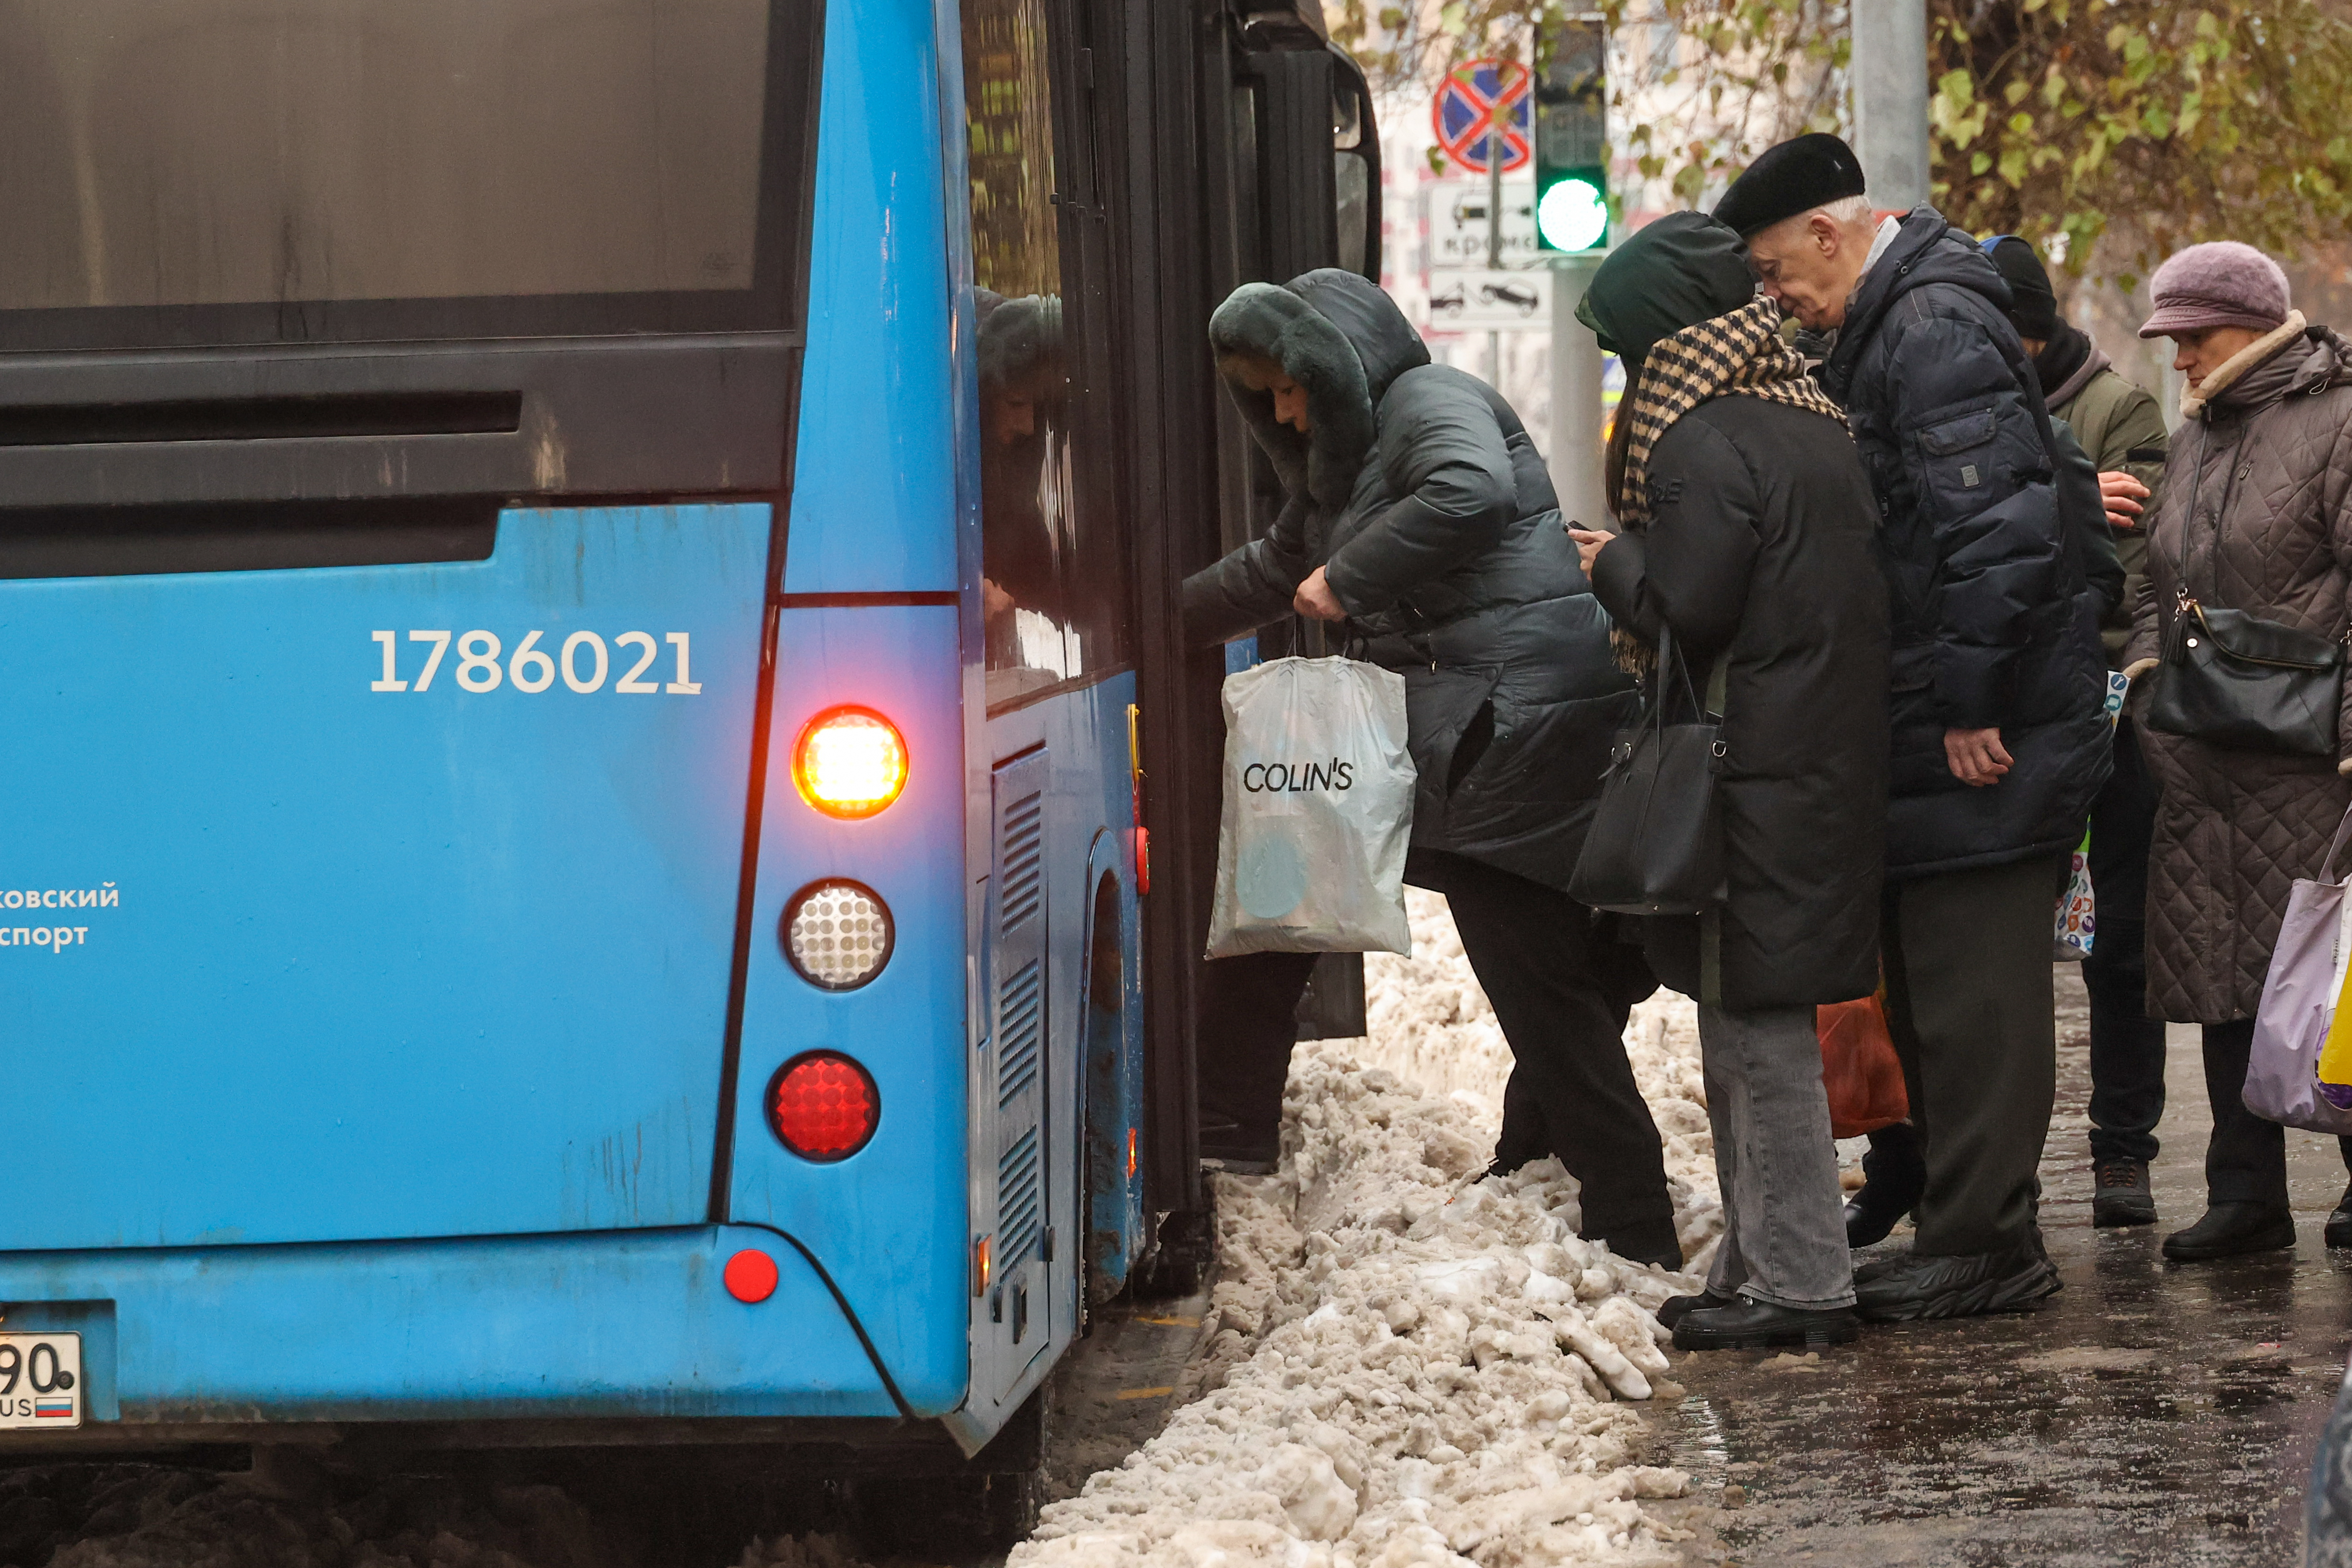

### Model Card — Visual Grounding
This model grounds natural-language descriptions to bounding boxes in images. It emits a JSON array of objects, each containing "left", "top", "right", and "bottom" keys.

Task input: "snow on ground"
[{"left": 1013, "top": 891, "right": 1724, "bottom": 1568}]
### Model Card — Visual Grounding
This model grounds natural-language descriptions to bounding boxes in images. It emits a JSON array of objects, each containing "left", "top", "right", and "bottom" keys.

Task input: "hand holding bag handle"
[{"left": 1567, "top": 625, "right": 1728, "bottom": 916}]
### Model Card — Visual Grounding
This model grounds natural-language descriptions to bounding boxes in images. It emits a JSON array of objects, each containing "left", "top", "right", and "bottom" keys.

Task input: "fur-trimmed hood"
[
  {"left": 1209, "top": 269, "right": 1430, "bottom": 509},
  {"left": 978, "top": 292, "right": 1063, "bottom": 394}
]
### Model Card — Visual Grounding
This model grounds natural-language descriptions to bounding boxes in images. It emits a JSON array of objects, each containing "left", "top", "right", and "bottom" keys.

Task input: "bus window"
[
  {"left": 1333, "top": 85, "right": 1369, "bottom": 276},
  {"left": 0, "top": 0, "right": 797, "bottom": 350},
  {"left": 1332, "top": 68, "right": 1380, "bottom": 281},
  {"left": 964, "top": 0, "right": 1128, "bottom": 703}
]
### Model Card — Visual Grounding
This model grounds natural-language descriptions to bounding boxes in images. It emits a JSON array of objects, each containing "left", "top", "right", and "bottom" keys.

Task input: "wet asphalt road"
[{"left": 1658, "top": 967, "right": 2352, "bottom": 1567}]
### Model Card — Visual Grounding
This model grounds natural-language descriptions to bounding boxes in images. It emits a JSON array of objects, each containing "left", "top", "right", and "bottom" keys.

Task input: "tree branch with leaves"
[{"left": 1329, "top": 0, "right": 2352, "bottom": 281}]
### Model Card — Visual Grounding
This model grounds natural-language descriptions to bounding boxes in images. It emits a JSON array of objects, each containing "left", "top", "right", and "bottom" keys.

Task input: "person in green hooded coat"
[
  {"left": 1571, "top": 211, "right": 1892, "bottom": 1349},
  {"left": 1182, "top": 266, "right": 1679, "bottom": 1270}
]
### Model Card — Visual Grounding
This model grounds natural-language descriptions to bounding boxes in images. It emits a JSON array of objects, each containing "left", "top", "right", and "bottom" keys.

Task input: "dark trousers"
[
  {"left": 2082, "top": 717, "right": 2167, "bottom": 1165},
  {"left": 1195, "top": 852, "right": 1675, "bottom": 1257},
  {"left": 1882, "top": 851, "right": 2071, "bottom": 1255},
  {"left": 1197, "top": 949, "right": 1320, "bottom": 1143},
  {"left": 2198, "top": 1018, "right": 2352, "bottom": 1206}
]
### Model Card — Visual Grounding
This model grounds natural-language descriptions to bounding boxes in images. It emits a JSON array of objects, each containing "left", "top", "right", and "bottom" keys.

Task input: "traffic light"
[{"left": 1534, "top": 15, "right": 1608, "bottom": 252}]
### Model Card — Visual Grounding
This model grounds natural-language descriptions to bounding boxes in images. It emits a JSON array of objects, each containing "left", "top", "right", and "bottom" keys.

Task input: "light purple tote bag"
[{"left": 2245, "top": 803, "right": 2352, "bottom": 1135}]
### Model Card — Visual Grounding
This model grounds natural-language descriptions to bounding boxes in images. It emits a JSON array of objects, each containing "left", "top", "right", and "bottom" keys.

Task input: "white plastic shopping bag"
[
  {"left": 1205, "top": 655, "right": 1415, "bottom": 958},
  {"left": 2245, "top": 803, "right": 2352, "bottom": 1134}
]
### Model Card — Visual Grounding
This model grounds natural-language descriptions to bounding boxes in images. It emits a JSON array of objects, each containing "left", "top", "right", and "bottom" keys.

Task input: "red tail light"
[
  {"left": 793, "top": 707, "right": 907, "bottom": 819},
  {"left": 766, "top": 1051, "right": 880, "bottom": 1160}
]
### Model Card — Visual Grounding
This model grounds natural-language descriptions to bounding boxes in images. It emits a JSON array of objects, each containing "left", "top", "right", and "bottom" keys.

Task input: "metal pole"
[
  {"left": 1549, "top": 253, "right": 1606, "bottom": 530},
  {"left": 1850, "top": 0, "right": 1930, "bottom": 211},
  {"left": 1487, "top": 123, "right": 1505, "bottom": 386}
]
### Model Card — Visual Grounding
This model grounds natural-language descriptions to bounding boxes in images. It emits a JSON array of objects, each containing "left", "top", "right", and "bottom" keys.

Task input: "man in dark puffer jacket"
[
  {"left": 1184, "top": 269, "right": 1675, "bottom": 1267},
  {"left": 1718, "top": 135, "right": 2112, "bottom": 1321}
]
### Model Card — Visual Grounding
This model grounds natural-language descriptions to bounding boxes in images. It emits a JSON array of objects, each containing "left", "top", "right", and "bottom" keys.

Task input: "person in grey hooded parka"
[{"left": 1183, "top": 268, "right": 1677, "bottom": 1267}]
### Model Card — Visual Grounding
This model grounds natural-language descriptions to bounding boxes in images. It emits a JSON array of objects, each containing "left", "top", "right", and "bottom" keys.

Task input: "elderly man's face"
[{"left": 1745, "top": 210, "right": 1872, "bottom": 332}]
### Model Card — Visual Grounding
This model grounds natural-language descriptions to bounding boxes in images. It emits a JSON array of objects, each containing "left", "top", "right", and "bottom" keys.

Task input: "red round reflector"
[
  {"left": 724, "top": 1248, "right": 779, "bottom": 1304},
  {"left": 766, "top": 1051, "right": 881, "bottom": 1161}
]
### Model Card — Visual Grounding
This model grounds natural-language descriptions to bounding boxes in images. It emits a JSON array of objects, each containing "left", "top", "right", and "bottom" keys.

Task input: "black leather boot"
[
  {"left": 2163, "top": 1202, "right": 2296, "bottom": 1260},
  {"left": 1844, "top": 1121, "right": 1927, "bottom": 1247},
  {"left": 1657, "top": 1288, "right": 1735, "bottom": 1329},
  {"left": 1198, "top": 1115, "right": 1278, "bottom": 1175},
  {"left": 2092, "top": 1159, "right": 2157, "bottom": 1228},
  {"left": 2328, "top": 1184, "right": 2352, "bottom": 1250},
  {"left": 1672, "top": 1298, "right": 1860, "bottom": 1351}
]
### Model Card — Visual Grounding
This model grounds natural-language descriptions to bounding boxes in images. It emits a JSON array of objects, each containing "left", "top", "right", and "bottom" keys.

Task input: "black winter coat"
[
  {"left": 1184, "top": 270, "right": 1637, "bottom": 890},
  {"left": 1821, "top": 208, "right": 2112, "bottom": 877},
  {"left": 1591, "top": 396, "right": 1890, "bottom": 1009}
]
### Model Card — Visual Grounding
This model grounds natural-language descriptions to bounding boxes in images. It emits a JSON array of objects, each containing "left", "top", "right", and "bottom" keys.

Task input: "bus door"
[
  {"left": 1207, "top": 26, "right": 1388, "bottom": 1045},
  {"left": 0, "top": 0, "right": 812, "bottom": 1253}
]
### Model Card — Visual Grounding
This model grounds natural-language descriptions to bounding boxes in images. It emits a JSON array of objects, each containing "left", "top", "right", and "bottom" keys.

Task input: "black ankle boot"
[
  {"left": 2162, "top": 1202, "right": 2296, "bottom": 1261},
  {"left": 1672, "top": 1298, "right": 1860, "bottom": 1351},
  {"left": 1845, "top": 1121, "right": 1926, "bottom": 1247},
  {"left": 2329, "top": 1184, "right": 2352, "bottom": 1250}
]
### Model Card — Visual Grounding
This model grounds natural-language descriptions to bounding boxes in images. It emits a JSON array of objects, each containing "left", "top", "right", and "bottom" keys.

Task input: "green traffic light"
[{"left": 1537, "top": 177, "right": 1607, "bottom": 251}]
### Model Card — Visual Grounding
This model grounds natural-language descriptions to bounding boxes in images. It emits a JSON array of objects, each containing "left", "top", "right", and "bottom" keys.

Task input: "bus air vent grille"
[
  {"left": 997, "top": 1127, "right": 1044, "bottom": 1268},
  {"left": 999, "top": 791, "right": 1045, "bottom": 930},
  {"left": 996, "top": 959, "right": 1044, "bottom": 1108}
]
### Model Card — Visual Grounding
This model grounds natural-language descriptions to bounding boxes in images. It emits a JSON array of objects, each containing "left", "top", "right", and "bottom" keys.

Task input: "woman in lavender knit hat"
[{"left": 2122, "top": 240, "right": 2352, "bottom": 1260}]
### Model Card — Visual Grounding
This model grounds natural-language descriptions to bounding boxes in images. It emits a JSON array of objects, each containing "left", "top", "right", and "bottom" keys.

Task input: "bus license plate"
[{"left": 0, "top": 1333, "right": 81, "bottom": 1429}]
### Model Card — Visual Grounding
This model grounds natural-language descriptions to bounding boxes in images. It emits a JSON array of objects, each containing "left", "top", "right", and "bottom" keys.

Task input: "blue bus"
[{"left": 0, "top": 0, "right": 1377, "bottom": 1532}]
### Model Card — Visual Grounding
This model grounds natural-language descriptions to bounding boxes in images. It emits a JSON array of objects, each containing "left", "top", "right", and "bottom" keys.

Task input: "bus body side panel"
[
  {"left": 947, "top": 673, "right": 1137, "bottom": 1452},
  {"left": 0, "top": 505, "right": 768, "bottom": 1253},
  {"left": 0, "top": 1225, "right": 894, "bottom": 1423},
  {"left": 728, "top": 605, "right": 970, "bottom": 1416},
  {"left": 781, "top": 0, "right": 959, "bottom": 599}
]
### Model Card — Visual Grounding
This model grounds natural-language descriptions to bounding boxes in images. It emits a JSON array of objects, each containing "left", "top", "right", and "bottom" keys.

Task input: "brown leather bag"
[{"left": 1817, "top": 987, "right": 1908, "bottom": 1139}]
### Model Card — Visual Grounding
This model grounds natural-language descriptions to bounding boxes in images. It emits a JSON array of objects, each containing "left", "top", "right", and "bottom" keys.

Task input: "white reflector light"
[{"left": 783, "top": 880, "right": 894, "bottom": 990}]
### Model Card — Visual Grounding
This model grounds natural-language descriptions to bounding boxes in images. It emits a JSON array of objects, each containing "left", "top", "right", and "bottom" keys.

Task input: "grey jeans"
[{"left": 1699, "top": 1003, "right": 1857, "bottom": 1309}]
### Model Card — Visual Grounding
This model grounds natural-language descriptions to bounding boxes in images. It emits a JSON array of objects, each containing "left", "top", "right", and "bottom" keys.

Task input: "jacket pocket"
[
  {"left": 1919, "top": 409, "right": 1996, "bottom": 457},
  {"left": 1401, "top": 664, "right": 1503, "bottom": 804},
  {"left": 1908, "top": 399, "right": 2034, "bottom": 545}
]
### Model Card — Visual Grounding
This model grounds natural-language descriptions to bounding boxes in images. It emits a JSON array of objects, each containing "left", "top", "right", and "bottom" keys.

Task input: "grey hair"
[{"left": 1819, "top": 193, "right": 1876, "bottom": 229}]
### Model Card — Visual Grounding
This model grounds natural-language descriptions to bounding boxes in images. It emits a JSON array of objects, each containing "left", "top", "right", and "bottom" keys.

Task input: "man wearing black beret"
[{"left": 1711, "top": 136, "right": 2114, "bottom": 1321}]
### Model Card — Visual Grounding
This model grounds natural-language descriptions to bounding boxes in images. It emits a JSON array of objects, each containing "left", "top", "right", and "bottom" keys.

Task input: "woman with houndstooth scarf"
[{"left": 1571, "top": 211, "right": 1892, "bottom": 1351}]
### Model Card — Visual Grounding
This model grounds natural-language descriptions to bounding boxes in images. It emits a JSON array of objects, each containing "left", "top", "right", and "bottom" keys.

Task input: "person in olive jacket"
[
  {"left": 1571, "top": 213, "right": 1891, "bottom": 1352},
  {"left": 1984, "top": 236, "right": 2174, "bottom": 1230},
  {"left": 1718, "top": 135, "right": 2112, "bottom": 1321},
  {"left": 1183, "top": 268, "right": 1677, "bottom": 1268}
]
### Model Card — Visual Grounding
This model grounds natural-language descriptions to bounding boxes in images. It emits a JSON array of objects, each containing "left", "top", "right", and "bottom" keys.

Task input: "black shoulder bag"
[
  {"left": 1568, "top": 626, "right": 1728, "bottom": 916},
  {"left": 2145, "top": 422, "right": 2345, "bottom": 756}
]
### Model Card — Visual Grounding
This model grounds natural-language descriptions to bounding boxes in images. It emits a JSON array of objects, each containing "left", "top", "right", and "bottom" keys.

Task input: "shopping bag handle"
[
  {"left": 1656, "top": 625, "right": 1704, "bottom": 727},
  {"left": 2326, "top": 800, "right": 2352, "bottom": 885}
]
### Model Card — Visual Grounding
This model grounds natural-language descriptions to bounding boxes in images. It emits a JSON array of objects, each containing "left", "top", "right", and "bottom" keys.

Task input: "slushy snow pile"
[{"left": 1014, "top": 891, "right": 1723, "bottom": 1568}]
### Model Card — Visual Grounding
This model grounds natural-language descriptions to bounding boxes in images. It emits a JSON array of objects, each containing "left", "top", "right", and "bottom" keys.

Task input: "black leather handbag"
[
  {"left": 1568, "top": 627, "right": 1728, "bottom": 916},
  {"left": 2146, "top": 426, "right": 2345, "bottom": 756}
]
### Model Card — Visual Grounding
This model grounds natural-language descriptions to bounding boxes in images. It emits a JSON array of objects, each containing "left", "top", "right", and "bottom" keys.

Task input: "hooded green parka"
[{"left": 1182, "top": 269, "right": 1638, "bottom": 890}]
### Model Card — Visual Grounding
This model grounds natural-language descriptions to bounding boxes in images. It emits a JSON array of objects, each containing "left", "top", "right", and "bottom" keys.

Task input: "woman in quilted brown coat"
[{"left": 2124, "top": 241, "right": 2352, "bottom": 1260}]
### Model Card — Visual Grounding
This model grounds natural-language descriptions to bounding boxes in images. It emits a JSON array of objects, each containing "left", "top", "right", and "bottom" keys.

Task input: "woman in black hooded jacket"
[{"left": 1183, "top": 268, "right": 1679, "bottom": 1269}]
